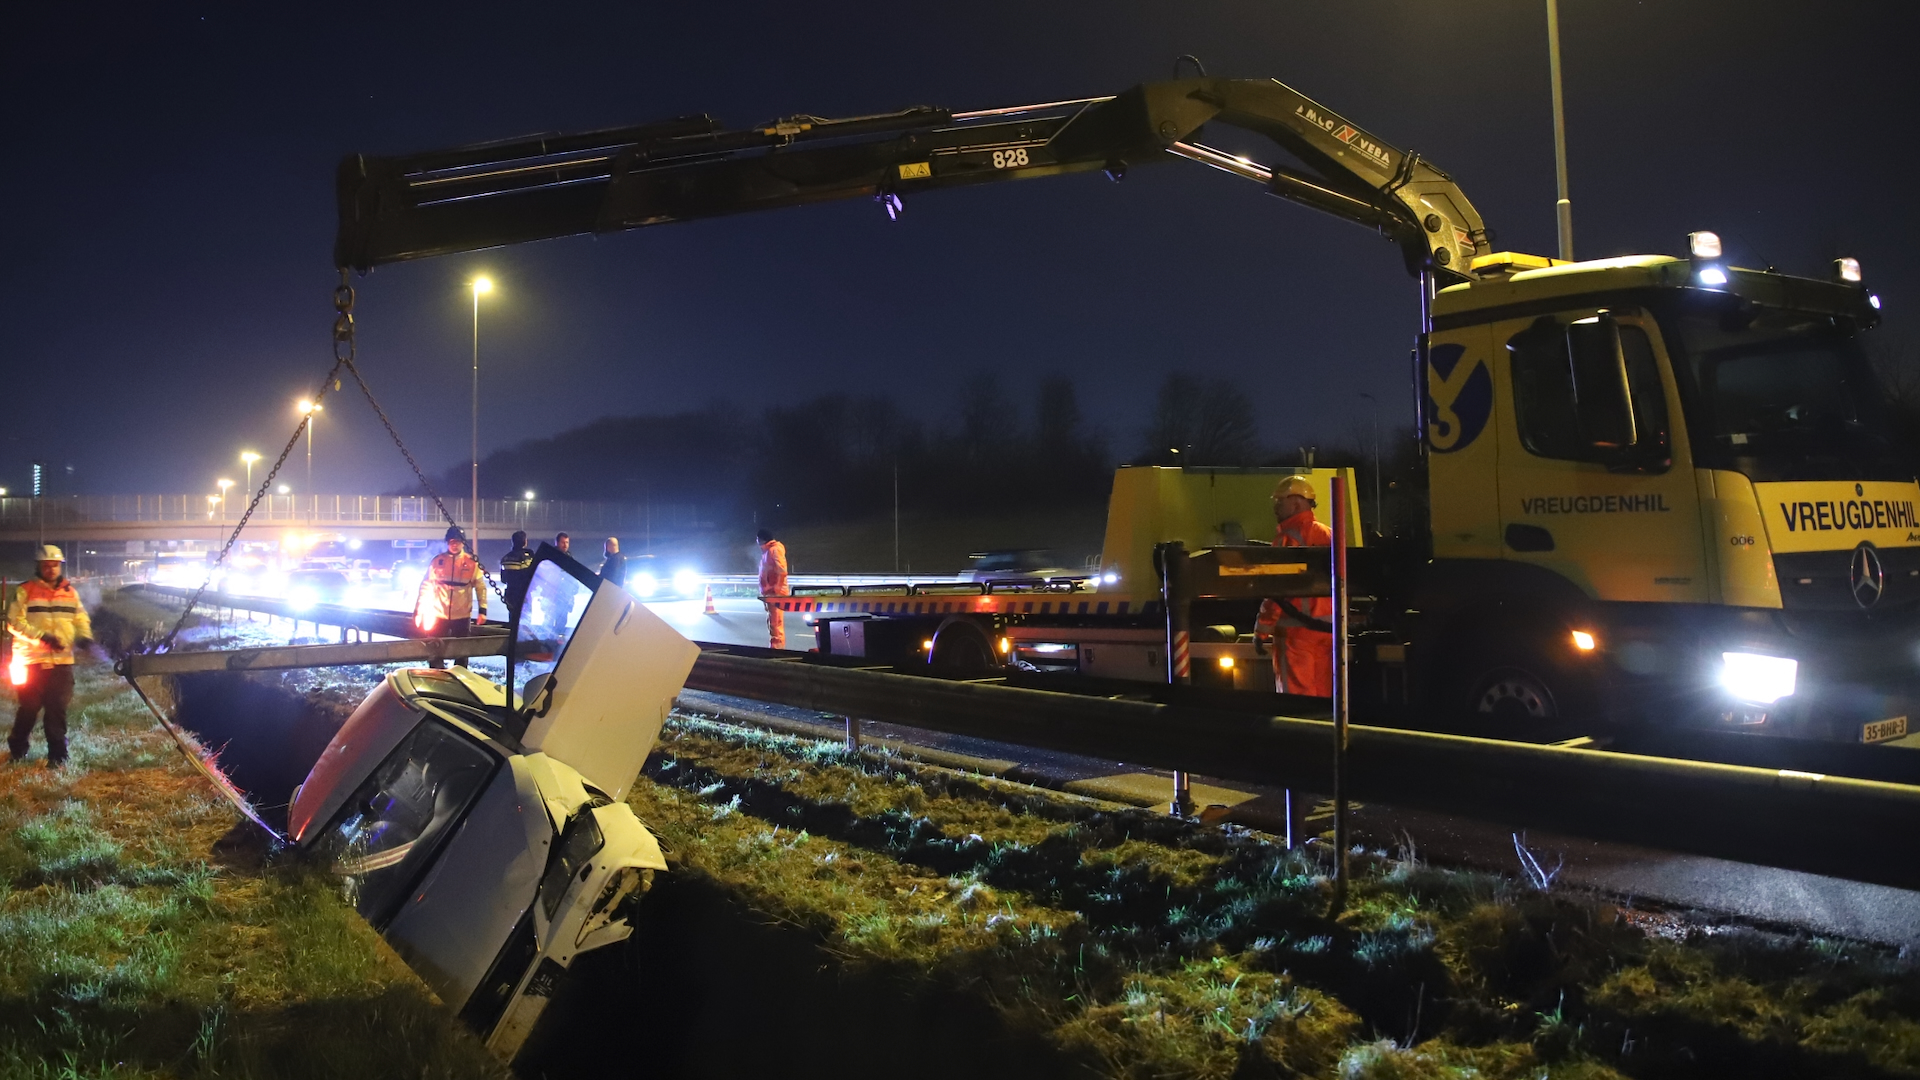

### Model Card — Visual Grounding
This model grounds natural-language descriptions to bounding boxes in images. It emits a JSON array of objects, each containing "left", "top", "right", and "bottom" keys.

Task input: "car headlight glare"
[{"left": 1720, "top": 651, "right": 1796, "bottom": 704}]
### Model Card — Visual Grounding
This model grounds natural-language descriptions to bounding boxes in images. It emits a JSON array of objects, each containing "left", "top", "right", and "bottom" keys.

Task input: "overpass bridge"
[{"left": 0, "top": 494, "right": 705, "bottom": 548}]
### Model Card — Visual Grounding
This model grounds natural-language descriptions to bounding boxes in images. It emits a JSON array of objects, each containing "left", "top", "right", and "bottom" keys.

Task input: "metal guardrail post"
[{"left": 1329, "top": 473, "right": 1352, "bottom": 914}]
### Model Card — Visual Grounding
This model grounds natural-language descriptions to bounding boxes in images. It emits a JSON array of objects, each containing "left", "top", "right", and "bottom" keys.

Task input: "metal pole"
[
  {"left": 1414, "top": 270, "right": 1434, "bottom": 459},
  {"left": 1547, "top": 0, "right": 1574, "bottom": 261},
  {"left": 306, "top": 419, "right": 314, "bottom": 524},
  {"left": 1158, "top": 540, "right": 1194, "bottom": 818},
  {"left": 1328, "top": 473, "right": 1351, "bottom": 914},
  {"left": 893, "top": 464, "right": 900, "bottom": 574},
  {"left": 472, "top": 289, "right": 481, "bottom": 548}
]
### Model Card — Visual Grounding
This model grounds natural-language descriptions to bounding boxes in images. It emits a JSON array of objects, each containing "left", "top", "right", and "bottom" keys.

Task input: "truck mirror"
[{"left": 1565, "top": 314, "right": 1637, "bottom": 451}]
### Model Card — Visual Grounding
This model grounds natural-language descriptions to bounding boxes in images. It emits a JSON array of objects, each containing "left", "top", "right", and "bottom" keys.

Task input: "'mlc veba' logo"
[
  {"left": 1426, "top": 343, "right": 1492, "bottom": 453},
  {"left": 1851, "top": 541, "right": 1884, "bottom": 609}
]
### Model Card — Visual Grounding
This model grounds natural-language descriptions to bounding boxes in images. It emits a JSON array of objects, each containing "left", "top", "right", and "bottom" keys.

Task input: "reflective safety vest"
[
  {"left": 758, "top": 540, "right": 789, "bottom": 597},
  {"left": 8, "top": 577, "right": 92, "bottom": 667},
  {"left": 1254, "top": 510, "right": 1334, "bottom": 634},
  {"left": 416, "top": 551, "right": 482, "bottom": 627}
]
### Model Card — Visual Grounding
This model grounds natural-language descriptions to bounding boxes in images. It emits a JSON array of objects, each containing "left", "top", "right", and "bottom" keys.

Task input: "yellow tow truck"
[{"left": 335, "top": 76, "right": 1906, "bottom": 742}]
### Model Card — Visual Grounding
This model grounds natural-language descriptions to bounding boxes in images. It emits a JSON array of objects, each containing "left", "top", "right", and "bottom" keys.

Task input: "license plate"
[{"left": 1862, "top": 715, "right": 1909, "bottom": 744}]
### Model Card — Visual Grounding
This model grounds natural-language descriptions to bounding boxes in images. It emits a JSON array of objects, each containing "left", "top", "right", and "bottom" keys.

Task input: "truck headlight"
[{"left": 1720, "top": 651, "right": 1797, "bottom": 704}]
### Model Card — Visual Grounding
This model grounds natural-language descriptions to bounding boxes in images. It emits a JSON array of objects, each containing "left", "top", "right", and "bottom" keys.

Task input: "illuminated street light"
[
  {"left": 240, "top": 450, "right": 261, "bottom": 500},
  {"left": 277, "top": 484, "right": 290, "bottom": 495},
  {"left": 207, "top": 494, "right": 220, "bottom": 520},
  {"left": 523, "top": 490, "right": 536, "bottom": 500},
  {"left": 470, "top": 277, "right": 494, "bottom": 548},
  {"left": 217, "top": 478, "right": 234, "bottom": 524}
]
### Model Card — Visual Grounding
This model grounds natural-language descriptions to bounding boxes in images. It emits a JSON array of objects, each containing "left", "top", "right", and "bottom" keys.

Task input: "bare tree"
[{"left": 1141, "top": 373, "right": 1259, "bottom": 465}]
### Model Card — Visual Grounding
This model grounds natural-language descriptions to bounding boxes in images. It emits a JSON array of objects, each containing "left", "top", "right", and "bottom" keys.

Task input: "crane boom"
[{"left": 335, "top": 77, "right": 1491, "bottom": 280}]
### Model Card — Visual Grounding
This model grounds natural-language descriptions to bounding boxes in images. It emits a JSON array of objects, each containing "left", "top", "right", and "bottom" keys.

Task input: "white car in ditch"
[{"left": 286, "top": 547, "right": 698, "bottom": 1063}]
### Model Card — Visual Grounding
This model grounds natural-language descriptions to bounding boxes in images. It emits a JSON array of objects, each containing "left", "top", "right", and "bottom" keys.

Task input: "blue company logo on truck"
[
  {"left": 1425, "top": 343, "right": 1491, "bottom": 453},
  {"left": 1778, "top": 499, "right": 1916, "bottom": 532},
  {"left": 1520, "top": 494, "right": 1673, "bottom": 514}
]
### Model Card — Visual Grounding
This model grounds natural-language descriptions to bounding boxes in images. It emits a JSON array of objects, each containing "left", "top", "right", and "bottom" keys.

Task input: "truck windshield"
[{"left": 1661, "top": 304, "right": 1911, "bottom": 482}]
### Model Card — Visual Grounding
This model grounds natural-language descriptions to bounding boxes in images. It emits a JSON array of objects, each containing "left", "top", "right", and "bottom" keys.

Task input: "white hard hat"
[{"left": 34, "top": 544, "right": 64, "bottom": 563}]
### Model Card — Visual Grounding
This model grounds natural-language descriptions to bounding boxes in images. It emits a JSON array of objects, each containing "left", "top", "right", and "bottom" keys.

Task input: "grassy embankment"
[
  {"left": 627, "top": 713, "right": 1920, "bottom": 1079},
  {"left": 0, "top": 591, "right": 502, "bottom": 1079}
]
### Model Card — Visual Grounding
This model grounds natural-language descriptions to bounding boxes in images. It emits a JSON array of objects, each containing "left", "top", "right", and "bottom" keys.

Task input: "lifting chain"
[{"left": 150, "top": 271, "right": 503, "bottom": 653}]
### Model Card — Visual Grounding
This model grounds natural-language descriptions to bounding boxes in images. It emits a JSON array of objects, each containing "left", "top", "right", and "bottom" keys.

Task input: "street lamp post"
[
  {"left": 217, "top": 479, "right": 233, "bottom": 524},
  {"left": 240, "top": 451, "right": 260, "bottom": 502},
  {"left": 471, "top": 277, "right": 493, "bottom": 550},
  {"left": 1546, "top": 0, "right": 1573, "bottom": 261},
  {"left": 297, "top": 401, "right": 322, "bottom": 523}
]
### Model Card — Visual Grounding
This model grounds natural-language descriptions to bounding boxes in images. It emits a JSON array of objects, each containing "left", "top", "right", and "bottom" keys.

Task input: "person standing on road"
[
  {"left": 6, "top": 545, "right": 91, "bottom": 767},
  {"left": 756, "top": 527, "right": 790, "bottom": 649},
  {"left": 501, "top": 530, "right": 535, "bottom": 617},
  {"left": 415, "top": 526, "right": 486, "bottom": 637},
  {"left": 554, "top": 532, "right": 571, "bottom": 557},
  {"left": 1253, "top": 476, "right": 1333, "bottom": 697},
  {"left": 600, "top": 537, "right": 627, "bottom": 586}
]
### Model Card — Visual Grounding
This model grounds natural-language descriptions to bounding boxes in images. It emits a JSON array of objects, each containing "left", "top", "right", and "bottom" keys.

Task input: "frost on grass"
[
  {"left": 0, "top": 616, "right": 509, "bottom": 1080},
  {"left": 632, "top": 710, "right": 1920, "bottom": 1080}
]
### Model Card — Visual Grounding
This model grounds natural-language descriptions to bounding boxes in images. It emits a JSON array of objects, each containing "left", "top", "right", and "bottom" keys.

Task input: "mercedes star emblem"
[{"left": 1851, "top": 542, "right": 1885, "bottom": 609}]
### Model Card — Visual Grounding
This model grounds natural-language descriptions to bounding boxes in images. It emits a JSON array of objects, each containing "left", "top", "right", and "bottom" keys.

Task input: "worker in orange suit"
[
  {"left": 415, "top": 525, "right": 486, "bottom": 637},
  {"left": 1253, "top": 475, "right": 1333, "bottom": 696},
  {"left": 756, "top": 527, "right": 789, "bottom": 649}
]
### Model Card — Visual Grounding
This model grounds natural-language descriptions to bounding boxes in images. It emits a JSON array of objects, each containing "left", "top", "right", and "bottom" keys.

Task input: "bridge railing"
[{"left": 0, "top": 495, "right": 709, "bottom": 532}]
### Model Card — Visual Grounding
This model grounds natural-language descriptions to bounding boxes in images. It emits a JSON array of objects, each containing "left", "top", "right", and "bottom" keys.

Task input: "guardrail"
[
  {"left": 128, "top": 584, "right": 425, "bottom": 640},
  {"left": 123, "top": 635, "right": 510, "bottom": 676},
  {"left": 117, "top": 585, "right": 1920, "bottom": 892},
  {"left": 683, "top": 649, "right": 1920, "bottom": 893}
]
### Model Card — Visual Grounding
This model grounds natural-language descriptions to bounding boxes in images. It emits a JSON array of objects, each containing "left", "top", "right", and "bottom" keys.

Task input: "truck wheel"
[
  {"left": 1445, "top": 635, "right": 1590, "bottom": 730},
  {"left": 1466, "top": 663, "right": 1560, "bottom": 721},
  {"left": 928, "top": 619, "right": 996, "bottom": 677}
]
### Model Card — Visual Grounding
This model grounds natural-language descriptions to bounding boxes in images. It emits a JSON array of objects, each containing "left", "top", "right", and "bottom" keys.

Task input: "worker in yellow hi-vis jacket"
[
  {"left": 415, "top": 526, "right": 485, "bottom": 637},
  {"left": 7, "top": 545, "right": 92, "bottom": 766}
]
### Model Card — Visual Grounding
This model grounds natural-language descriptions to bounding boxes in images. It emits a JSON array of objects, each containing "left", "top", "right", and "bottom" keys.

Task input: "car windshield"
[
  {"left": 1660, "top": 303, "right": 1911, "bottom": 481},
  {"left": 312, "top": 719, "right": 496, "bottom": 927},
  {"left": 512, "top": 560, "right": 594, "bottom": 702}
]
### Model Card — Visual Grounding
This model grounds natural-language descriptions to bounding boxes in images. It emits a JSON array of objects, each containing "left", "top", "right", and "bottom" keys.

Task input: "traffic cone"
[{"left": 703, "top": 585, "right": 717, "bottom": 615}]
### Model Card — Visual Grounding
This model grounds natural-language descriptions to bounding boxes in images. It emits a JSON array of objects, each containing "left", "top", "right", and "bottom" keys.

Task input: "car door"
[
  {"left": 381, "top": 754, "right": 552, "bottom": 1012},
  {"left": 1493, "top": 306, "right": 1709, "bottom": 602},
  {"left": 513, "top": 555, "right": 701, "bottom": 801}
]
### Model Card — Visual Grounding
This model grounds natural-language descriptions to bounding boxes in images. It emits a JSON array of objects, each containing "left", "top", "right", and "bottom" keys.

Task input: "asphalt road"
[{"left": 676, "top": 686, "right": 1920, "bottom": 949}]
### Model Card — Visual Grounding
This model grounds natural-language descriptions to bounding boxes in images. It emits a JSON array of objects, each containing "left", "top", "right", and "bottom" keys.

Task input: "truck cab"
[
  {"left": 1418, "top": 252, "right": 1913, "bottom": 743},
  {"left": 286, "top": 546, "right": 700, "bottom": 1063}
]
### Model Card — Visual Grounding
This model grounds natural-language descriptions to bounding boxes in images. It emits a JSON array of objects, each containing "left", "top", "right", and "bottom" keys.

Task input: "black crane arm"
[{"left": 334, "top": 77, "right": 1492, "bottom": 281}]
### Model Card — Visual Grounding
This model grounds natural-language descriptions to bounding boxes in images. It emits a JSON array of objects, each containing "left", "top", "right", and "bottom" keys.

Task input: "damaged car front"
[{"left": 285, "top": 544, "right": 699, "bottom": 1063}]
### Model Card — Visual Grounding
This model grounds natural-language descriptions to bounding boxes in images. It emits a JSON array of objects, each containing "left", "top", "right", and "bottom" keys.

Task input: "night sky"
[{"left": 6, "top": 2, "right": 1912, "bottom": 499}]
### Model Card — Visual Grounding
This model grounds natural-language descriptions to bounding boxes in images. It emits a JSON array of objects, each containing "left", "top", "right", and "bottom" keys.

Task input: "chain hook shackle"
[{"left": 333, "top": 269, "right": 357, "bottom": 364}]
